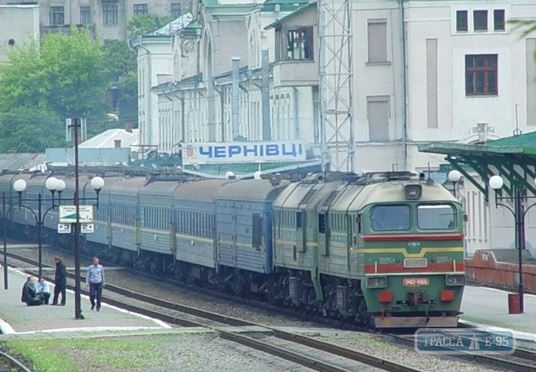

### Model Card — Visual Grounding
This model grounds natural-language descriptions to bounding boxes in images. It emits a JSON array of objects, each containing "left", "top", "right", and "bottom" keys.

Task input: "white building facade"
[{"left": 134, "top": 0, "right": 536, "bottom": 171}]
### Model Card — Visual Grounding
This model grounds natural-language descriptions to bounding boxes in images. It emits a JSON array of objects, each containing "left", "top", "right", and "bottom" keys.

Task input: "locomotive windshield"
[
  {"left": 371, "top": 205, "right": 410, "bottom": 231},
  {"left": 417, "top": 204, "right": 456, "bottom": 230}
]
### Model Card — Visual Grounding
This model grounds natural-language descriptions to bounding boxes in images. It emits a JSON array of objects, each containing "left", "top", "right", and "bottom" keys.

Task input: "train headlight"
[
  {"left": 445, "top": 274, "right": 465, "bottom": 286},
  {"left": 405, "top": 184, "right": 422, "bottom": 200},
  {"left": 366, "top": 276, "right": 387, "bottom": 288}
]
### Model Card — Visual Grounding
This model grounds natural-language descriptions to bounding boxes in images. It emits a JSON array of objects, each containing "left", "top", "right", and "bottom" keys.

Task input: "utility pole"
[{"left": 318, "top": 0, "right": 354, "bottom": 172}]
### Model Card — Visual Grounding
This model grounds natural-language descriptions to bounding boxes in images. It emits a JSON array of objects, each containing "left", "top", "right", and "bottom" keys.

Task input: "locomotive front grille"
[{"left": 404, "top": 258, "right": 428, "bottom": 268}]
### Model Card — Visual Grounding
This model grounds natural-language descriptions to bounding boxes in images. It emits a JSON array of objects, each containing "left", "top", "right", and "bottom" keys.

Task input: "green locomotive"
[{"left": 272, "top": 171, "right": 465, "bottom": 328}]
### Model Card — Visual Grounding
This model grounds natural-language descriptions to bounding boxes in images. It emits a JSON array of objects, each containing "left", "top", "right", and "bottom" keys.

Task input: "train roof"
[
  {"left": 214, "top": 179, "right": 289, "bottom": 202},
  {"left": 331, "top": 180, "right": 457, "bottom": 212},
  {"left": 173, "top": 179, "right": 230, "bottom": 203}
]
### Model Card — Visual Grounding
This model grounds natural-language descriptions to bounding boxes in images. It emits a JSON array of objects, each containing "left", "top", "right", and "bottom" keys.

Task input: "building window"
[
  {"left": 368, "top": 19, "right": 387, "bottom": 63},
  {"left": 367, "top": 96, "right": 390, "bottom": 141},
  {"left": 50, "top": 6, "right": 64, "bottom": 26},
  {"left": 133, "top": 4, "right": 148, "bottom": 16},
  {"left": 103, "top": 2, "right": 118, "bottom": 25},
  {"left": 286, "top": 27, "right": 313, "bottom": 60},
  {"left": 494, "top": 9, "right": 505, "bottom": 31},
  {"left": 474, "top": 10, "right": 488, "bottom": 31},
  {"left": 465, "top": 54, "right": 498, "bottom": 96},
  {"left": 456, "top": 10, "right": 468, "bottom": 32},
  {"left": 170, "top": 3, "right": 181, "bottom": 19},
  {"left": 80, "top": 6, "right": 91, "bottom": 25}
]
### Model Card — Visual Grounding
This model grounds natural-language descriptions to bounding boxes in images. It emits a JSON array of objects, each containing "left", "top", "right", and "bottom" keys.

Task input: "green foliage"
[
  {"left": 509, "top": 19, "right": 536, "bottom": 38},
  {"left": 0, "top": 108, "right": 63, "bottom": 152},
  {"left": 102, "top": 40, "right": 138, "bottom": 120},
  {"left": 0, "top": 28, "right": 108, "bottom": 118},
  {"left": 0, "top": 28, "right": 111, "bottom": 152},
  {"left": 127, "top": 14, "right": 172, "bottom": 39},
  {"left": 5, "top": 334, "right": 171, "bottom": 371}
]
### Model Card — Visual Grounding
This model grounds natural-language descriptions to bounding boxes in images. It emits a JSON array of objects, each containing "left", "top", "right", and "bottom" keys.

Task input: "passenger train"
[{"left": 0, "top": 170, "right": 465, "bottom": 328}]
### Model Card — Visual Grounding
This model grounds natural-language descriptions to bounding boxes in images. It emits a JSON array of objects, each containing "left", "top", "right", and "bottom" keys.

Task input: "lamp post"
[
  {"left": 448, "top": 170, "right": 463, "bottom": 197},
  {"left": 488, "top": 175, "right": 535, "bottom": 314},
  {"left": 70, "top": 117, "right": 104, "bottom": 320},
  {"left": 2, "top": 177, "right": 65, "bottom": 289},
  {"left": 72, "top": 175, "right": 104, "bottom": 320}
]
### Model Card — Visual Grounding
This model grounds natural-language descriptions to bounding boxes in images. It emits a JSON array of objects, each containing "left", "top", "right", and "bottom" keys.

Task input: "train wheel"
[{"left": 355, "top": 300, "right": 374, "bottom": 329}]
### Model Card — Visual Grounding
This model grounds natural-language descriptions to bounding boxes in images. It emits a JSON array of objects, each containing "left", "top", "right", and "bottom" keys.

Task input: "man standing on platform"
[
  {"left": 86, "top": 256, "right": 105, "bottom": 311},
  {"left": 52, "top": 256, "right": 67, "bottom": 305}
]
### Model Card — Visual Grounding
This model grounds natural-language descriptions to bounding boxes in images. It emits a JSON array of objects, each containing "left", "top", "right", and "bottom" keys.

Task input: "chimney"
[{"left": 125, "top": 122, "right": 133, "bottom": 133}]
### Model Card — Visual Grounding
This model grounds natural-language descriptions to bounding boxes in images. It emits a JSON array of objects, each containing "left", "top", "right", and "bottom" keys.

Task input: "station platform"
[
  {"left": 460, "top": 285, "right": 536, "bottom": 341},
  {"left": 1, "top": 266, "right": 535, "bottom": 343},
  {"left": 0, "top": 267, "right": 170, "bottom": 335}
]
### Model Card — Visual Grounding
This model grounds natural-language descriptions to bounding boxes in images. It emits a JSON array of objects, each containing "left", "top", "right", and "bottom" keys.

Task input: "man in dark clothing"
[
  {"left": 52, "top": 256, "right": 67, "bottom": 305},
  {"left": 21, "top": 276, "right": 42, "bottom": 306}
]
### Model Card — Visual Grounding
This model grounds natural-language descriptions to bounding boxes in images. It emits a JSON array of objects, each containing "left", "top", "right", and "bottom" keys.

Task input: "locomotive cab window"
[
  {"left": 417, "top": 204, "right": 455, "bottom": 230},
  {"left": 371, "top": 205, "right": 410, "bottom": 231}
]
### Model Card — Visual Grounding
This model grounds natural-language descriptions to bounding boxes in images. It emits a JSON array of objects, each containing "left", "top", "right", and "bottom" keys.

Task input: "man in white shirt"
[{"left": 85, "top": 256, "right": 105, "bottom": 311}]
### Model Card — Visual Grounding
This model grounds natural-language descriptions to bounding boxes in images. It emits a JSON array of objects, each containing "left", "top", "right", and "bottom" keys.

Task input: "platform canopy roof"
[{"left": 419, "top": 131, "right": 536, "bottom": 198}]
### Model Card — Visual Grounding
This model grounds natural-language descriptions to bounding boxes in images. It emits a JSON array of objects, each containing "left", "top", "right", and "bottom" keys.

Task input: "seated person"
[
  {"left": 21, "top": 276, "right": 42, "bottom": 306},
  {"left": 36, "top": 275, "right": 51, "bottom": 305}
]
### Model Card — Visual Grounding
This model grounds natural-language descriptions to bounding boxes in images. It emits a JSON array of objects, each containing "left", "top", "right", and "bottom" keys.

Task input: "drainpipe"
[
  {"left": 261, "top": 49, "right": 272, "bottom": 140},
  {"left": 231, "top": 57, "right": 240, "bottom": 140},
  {"left": 213, "top": 84, "right": 226, "bottom": 141},
  {"left": 399, "top": 0, "right": 408, "bottom": 169}
]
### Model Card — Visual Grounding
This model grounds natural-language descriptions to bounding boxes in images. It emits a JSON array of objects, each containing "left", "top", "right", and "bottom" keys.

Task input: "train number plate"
[
  {"left": 404, "top": 258, "right": 428, "bottom": 268},
  {"left": 403, "top": 278, "right": 429, "bottom": 287}
]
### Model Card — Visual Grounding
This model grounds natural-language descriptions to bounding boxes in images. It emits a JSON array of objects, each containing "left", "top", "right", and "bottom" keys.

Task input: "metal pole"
[
  {"left": 73, "top": 118, "right": 84, "bottom": 320},
  {"left": 38, "top": 193, "right": 42, "bottom": 277},
  {"left": 514, "top": 189, "right": 525, "bottom": 313},
  {"left": 3, "top": 192, "right": 7, "bottom": 289}
]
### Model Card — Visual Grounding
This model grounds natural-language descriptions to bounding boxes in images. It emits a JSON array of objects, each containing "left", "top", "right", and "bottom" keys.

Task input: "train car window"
[
  {"left": 371, "top": 205, "right": 410, "bottom": 231},
  {"left": 319, "top": 213, "right": 326, "bottom": 233},
  {"left": 296, "top": 212, "right": 302, "bottom": 228},
  {"left": 417, "top": 204, "right": 455, "bottom": 230}
]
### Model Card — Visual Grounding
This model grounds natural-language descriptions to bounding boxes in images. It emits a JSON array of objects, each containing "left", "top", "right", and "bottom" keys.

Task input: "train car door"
[{"left": 295, "top": 209, "right": 306, "bottom": 256}]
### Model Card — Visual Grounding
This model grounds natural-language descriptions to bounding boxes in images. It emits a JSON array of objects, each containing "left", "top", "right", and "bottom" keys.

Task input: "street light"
[
  {"left": 448, "top": 170, "right": 463, "bottom": 197},
  {"left": 70, "top": 117, "right": 104, "bottom": 320},
  {"left": 488, "top": 174, "right": 535, "bottom": 313},
  {"left": 2, "top": 176, "right": 65, "bottom": 289}
]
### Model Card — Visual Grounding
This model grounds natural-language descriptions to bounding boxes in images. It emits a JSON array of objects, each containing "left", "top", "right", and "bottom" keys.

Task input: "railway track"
[
  {"left": 0, "top": 350, "right": 33, "bottom": 372},
  {"left": 7, "top": 251, "right": 419, "bottom": 372}
]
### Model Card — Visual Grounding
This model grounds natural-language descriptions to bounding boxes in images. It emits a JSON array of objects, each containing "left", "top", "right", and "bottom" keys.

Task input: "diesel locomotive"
[{"left": 0, "top": 170, "right": 465, "bottom": 328}]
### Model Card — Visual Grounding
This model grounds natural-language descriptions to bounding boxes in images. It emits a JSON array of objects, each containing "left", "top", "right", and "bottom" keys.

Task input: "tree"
[
  {"left": 509, "top": 19, "right": 536, "bottom": 38},
  {"left": 127, "top": 14, "right": 172, "bottom": 39},
  {"left": 102, "top": 40, "right": 138, "bottom": 122},
  {"left": 0, "top": 108, "right": 63, "bottom": 152},
  {"left": 0, "top": 28, "right": 109, "bottom": 152}
]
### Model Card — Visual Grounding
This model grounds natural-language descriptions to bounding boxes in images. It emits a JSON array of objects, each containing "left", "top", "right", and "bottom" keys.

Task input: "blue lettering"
[
  {"left": 199, "top": 146, "right": 213, "bottom": 158},
  {"left": 281, "top": 144, "right": 297, "bottom": 157},
  {"left": 266, "top": 144, "right": 279, "bottom": 156},
  {"left": 228, "top": 145, "right": 241, "bottom": 157},
  {"left": 243, "top": 145, "right": 258, "bottom": 156},
  {"left": 214, "top": 146, "right": 226, "bottom": 158}
]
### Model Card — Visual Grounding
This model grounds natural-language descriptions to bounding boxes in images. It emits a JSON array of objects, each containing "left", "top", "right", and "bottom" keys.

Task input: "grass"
[{"left": 4, "top": 334, "right": 173, "bottom": 372}]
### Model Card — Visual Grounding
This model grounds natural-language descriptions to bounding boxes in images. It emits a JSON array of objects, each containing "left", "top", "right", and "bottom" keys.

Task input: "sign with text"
[
  {"left": 182, "top": 141, "right": 306, "bottom": 164},
  {"left": 57, "top": 224, "right": 72, "bottom": 234},
  {"left": 59, "top": 205, "right": 94, "bottom": 224},
  {"left": 81, "top": 223, "right": 94, "bottom": 234},
  {"left": 415, "top": 329, "right": 515, "bottom": 355}
]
